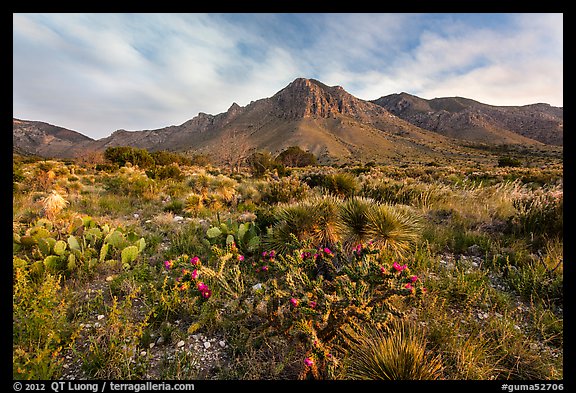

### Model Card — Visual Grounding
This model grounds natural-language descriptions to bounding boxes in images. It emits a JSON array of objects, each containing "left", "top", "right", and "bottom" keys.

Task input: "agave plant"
[{"left": 345, "top": 319, "right": 444, "bottom": 380}]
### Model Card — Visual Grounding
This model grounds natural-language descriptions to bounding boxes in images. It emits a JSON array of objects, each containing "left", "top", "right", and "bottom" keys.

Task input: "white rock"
[
  {"left": 219, "top": 340, "right": 226, "bottom": 348},
  {"left": 134, "top": 213, "right": 139, "bottom": 219},
  {"left": 94, "top": 322, "right": 101, "bottom": 328},
  {"left": 97, "top": 314, "right": 105, "bottom": 320},
  {"left": 149, "top": 343, "right": 155, "bottom": 349},
  {"left": 174, "top": 216, "right": 184, "bottom": 222},
  {"left": 156, "top": 336, "right": 165, "bottom": 345},
  {"left": 140, "top": 351, "right": 147, "bottom": 356},
  {"left": 203, "top": 341, "right": 211, "bottom": 349},
  {"left": 177, "top": 340, "right": 185, "bottom": 348},
  {"left": 252, "top": 283, "right": 263, "bottom": 291}
]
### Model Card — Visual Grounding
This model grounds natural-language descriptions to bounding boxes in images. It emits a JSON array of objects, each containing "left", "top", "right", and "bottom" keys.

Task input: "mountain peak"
[{"left": 273, "top": 77, "right": 379, "bottom": 119}]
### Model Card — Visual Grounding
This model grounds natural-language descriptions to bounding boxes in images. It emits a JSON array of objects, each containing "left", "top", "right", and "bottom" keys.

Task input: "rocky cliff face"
[
  {"left": 372, "top": 93, "right": 563, "bottom": 146},
  {"left": 12, "top": 118, "right": 94, "bottom": 158}
]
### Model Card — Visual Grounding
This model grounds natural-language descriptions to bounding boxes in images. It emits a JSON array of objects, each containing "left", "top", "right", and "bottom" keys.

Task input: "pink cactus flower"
[
  {"left": 290, "top": 298, "right": 299, "bottom": 307},
  {"left": 197, "top": 282, "right": 208, "bottom": 292},
  {"left": 200, "top": 289, "right": 212, "bottom": 299},
  {"left": 393, "top": 262, "right": 407, "bottom": 272},
  {"left": 261, "top": 265, "right": 269, "bottom": 271},
  {"left": 191, "top": 269, "right": 199, "bottom": 280},
  {"left": 164, "top": 260, "right": 173, "bottom": 269},
  {"left": 323, "top": 247, "right": 332, "bottom": 255},
  {"left": 404, "top": 283, "right": 413, "bottom": 292},
  {"left": 190, "top": 256, "right": 200, "bottom": 265},
  {"left": 410, "top": 275, "right": 418, "bottom": 282},
  {"left": 304, "top": 357, "right": 314, "bottom": 367},
  {"left": 309, "top": 301, "right": 317, "bottom": 308},
  {"left": 237, "top": 255, "right": 244, "bottom": 261}
]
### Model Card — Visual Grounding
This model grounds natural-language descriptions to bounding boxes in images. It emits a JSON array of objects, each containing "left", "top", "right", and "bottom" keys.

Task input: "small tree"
[
  {"left": 247, "top": 151, "right": 285, "bottom": 178},
  {"left": 276, "top": 146, "right": 317, "bottom": 167},
  {"left": 497, "top": 156, "right": 522, "bottom": 168}
]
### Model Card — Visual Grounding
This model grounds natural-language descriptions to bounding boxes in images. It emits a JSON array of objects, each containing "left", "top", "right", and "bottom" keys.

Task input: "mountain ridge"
[{"left": 13, "top": 77, "right": 563, "bottom": 163}]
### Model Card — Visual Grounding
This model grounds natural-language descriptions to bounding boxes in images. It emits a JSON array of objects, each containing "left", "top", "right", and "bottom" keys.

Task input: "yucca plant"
[
  {"left": 184, "top": 193, "right": 203, "bottom": 216},
  {"left": 365, "top": 204, "right": 422, "bottom": 257},
  {"left": 265, "top": 196, "right": 341, "bottom": 254},
  {"left": 336, "top": 196, "right": 375, "bottom": 252},
  {"left": 344, "top": 319, "right": 443, "bottom": 380}
]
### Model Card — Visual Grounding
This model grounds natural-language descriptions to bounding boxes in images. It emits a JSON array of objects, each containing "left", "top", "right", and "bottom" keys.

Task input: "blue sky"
[{"left": 13, "top": 13, "right": 563, "bottom": 140}]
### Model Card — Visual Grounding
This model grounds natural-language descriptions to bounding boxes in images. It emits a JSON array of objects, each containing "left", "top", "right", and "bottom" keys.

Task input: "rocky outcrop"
[{"left": 372, "top": 93, "right": 563, "bottom": 146}]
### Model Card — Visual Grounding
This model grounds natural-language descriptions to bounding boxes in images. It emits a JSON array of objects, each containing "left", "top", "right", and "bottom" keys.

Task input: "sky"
[{"left": 13, "top": 13, "right": 563, "bottom": 140}]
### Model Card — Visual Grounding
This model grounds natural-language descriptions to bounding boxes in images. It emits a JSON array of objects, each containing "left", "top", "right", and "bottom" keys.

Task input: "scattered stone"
[
  {"left": 219, "top": 340, "right": 226, "bottom": 348},
  {"left": 140, "top": 351, "right": 147, "bottom": 356},
  {"left": 173, "top": 216, "right": 184, "bottom": 222},
  {"left": 149, "top": 343, "right": 155, "bottom": 349},
  {"left": 106, "top": 276, "right": 114, "bottom": 282},
  {"left": 156, "top": 336, "right": 165, "bottom": 345},
  {"left": 94, "top": 322, "right": 101, "bottom": 328},
  {"left": 97, "top": 314, "right": 105, "bottom": 320},
  {"left": 134, "top": 213, "right": 139, "bottom": 219},
  {"left": 177, "top": 340, "right": 185, "bottom": 348},
  {"left": 203, "top": 341, "right": 211, "bottom": 349}
]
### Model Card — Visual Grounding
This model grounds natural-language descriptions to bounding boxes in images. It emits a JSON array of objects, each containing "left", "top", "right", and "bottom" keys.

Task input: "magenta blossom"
[
  {"left": 197, "top": 282, "right": 208, "bottom": 292},
  {"left": 323, "top": 247, "right": 332, "bottom": 255},
  {"left": 393, "top": 262, "right": 407, "bottom": 272},
  {"left": 237, "top": 255, "right": 244, "bottom": 261},
  {"left": 164, "top": 260, "right": 173, "bottom": 270},
  {"left": 190, "top": 256, "right": 200, "bottom": 265},
  {"left": 191, "top": 269, "right": 199, "bottom": 280},
  {"left": 200, "top": 289, "right": 212, "bottom": 299},
  {"left": 410, "top": 275, "right": 418, "bottom": 283},
  {"left": 290, "top": 298, "right": 299, "bottom": 307},
  {"left": 309, "top": 301, "right": 317, "bottom": 308},
  {"left": 304, "top": 357, "right": 314, "bottom": 367},
  {"left": 404, "top": 283, "right": 413, "bottom": 292},
  {"left": 269, "top": 250, "right": 276, "bottom": 258},
  {"left": 261, "top": 265, "right": 269, "bottom": 271}
]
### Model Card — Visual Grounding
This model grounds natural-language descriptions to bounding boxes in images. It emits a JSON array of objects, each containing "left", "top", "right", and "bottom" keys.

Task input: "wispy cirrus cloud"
[{"left": 13, "top": 13, "right": 562, "bottom": 139}]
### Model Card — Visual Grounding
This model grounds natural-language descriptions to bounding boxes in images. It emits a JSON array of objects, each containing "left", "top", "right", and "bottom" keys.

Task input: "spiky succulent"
[{"left": 345, "top": 319, "right": 444, "bottom": 380}]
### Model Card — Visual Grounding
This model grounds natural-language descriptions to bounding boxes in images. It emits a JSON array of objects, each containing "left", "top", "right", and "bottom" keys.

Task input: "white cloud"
[{"left": 13, "top": 13, "right": 563, "bottom": 139}]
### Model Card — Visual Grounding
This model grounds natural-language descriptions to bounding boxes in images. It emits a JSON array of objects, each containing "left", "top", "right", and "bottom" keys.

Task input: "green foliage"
[
  {"left": 81, "top": 291, "right": 150, "bottom": 379},
  {"left": 104, "top": 146, "right": 155, "bottom": 168},
  {"left": 14, "top": 216, "right": 145, "bottom": 278},
  {"left": 205, "top": 219, "right": 261, "bottom": 256},
  {"left": 276, "top": 146, "right": 317, "bottom": 167},
  {"left": 146, "top": 164, "right": 185, "bottom": 180},
  {"left": 247, "top": 151, "right": 286, "bottom": 178},
  {"left": 13, "top": 268, "right": 72, "bottom": 379},
  {"left": 498, "top": 156, "right": 523, "bottom": 168},
  {"left": 150, "top": 150, "right": 192, "bottom": 166},
  {"left": 266, "top": 196, "right": 422, "bottom": 258},
  {"left": 198, "top": 239, "right": 424, "bottom": 380}
]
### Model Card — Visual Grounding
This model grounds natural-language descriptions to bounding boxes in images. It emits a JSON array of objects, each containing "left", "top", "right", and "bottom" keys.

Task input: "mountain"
[
  {"left": 81, "top": 78, "right": 474, "bottom": 164},
  {"left": 371, "top": 93, "right": 563, "bottom": 146},
  {"left": 13, "top": 78, "right": 563, "bottom": 164},
  {"left": 12, "top": 118, "right": 94, "bottom": 158}
]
